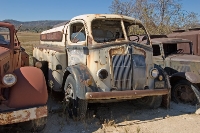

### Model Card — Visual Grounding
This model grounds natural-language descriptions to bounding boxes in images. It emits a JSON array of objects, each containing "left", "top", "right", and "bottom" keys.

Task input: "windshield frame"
[{"left": 90, "top": 18, "right": 150, "bottom": 45}]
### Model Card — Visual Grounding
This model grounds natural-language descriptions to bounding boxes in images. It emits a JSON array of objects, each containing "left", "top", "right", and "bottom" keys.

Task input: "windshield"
[
  {"left": 0, "top": 27, "right": 10, "bottom": 45},
  {"left": 91, "top": 19, "right": 149, "bottom": 44},
  {"left": 163, "top": 43, "right": 192, "bottom": 56}
]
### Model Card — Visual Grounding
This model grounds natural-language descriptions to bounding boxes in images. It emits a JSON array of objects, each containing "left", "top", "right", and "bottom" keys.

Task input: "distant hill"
[{"left": 1, "top": 19, "right": 68, "bottom": 33}]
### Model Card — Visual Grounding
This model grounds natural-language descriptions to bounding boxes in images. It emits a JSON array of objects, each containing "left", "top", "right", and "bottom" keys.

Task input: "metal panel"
[{"left": 0, "top": 105, "right": 47, "bottom": 125}]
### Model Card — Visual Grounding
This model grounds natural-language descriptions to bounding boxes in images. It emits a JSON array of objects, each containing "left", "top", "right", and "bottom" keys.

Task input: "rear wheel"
[
  {"left": 64, "top": 74, "right": 88, "bottom": 119},
  {"left": 172, "top": 80, "right": 198, "bottom": 105},
  {"left": 133, "top": 96, "right": 162, "bottom": 109}
]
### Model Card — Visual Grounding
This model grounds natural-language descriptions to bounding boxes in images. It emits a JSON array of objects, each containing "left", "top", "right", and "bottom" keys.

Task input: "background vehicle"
[
  {"left": 151, "top": 35, "right": 200, "bottom": 105},
  {"left": 33, "top": 14, "right": 170, "bottom": 118},
  {"left": 168, "top": 28, "right": 200, "bottom": 56},
  {"left": 0, "top": 22, "right": 48, "bottom": 131}
]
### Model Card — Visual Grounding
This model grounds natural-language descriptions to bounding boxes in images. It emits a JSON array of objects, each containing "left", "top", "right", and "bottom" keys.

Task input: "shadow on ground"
[{"left": 0, "top": 91, "right": 197, "bottom": 133}]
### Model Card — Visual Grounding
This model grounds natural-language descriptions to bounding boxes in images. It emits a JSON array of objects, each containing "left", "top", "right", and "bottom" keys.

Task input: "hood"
[{"left": 168, "top": 54, "right": 200, "bottom": 63}]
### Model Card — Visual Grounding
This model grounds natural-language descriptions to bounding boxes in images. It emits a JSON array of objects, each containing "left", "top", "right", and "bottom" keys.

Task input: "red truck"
[{"left": 0, "top": 22, "right": 48, "bottom": 131}]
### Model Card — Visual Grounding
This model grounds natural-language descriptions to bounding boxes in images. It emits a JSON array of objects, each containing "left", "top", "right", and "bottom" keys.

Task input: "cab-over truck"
[{"left": 33, "top": 14, "right": 170, "bottom": 118}]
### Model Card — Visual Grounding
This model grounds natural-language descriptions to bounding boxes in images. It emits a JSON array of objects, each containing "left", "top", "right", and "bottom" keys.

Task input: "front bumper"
[
  {"left": 0, "top": 105, "right": 47, "bottom": 125},
  {"left": 85, "top": 89, "right": 169, "bottom": 100}
]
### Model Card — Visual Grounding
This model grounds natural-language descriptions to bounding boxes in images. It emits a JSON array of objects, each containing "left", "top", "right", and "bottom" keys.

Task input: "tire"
[
  {"left": 19, "top": 117, "right": 47, "bottom": 132},
  {"left": 172, "top": 80, "right": 198, "bottom": 105},
  {"left": 64, "top": 74, "right": 88, "bottom": 119},
  {"left": 133, "top": 96, "right": 162, "bottom": 109}
]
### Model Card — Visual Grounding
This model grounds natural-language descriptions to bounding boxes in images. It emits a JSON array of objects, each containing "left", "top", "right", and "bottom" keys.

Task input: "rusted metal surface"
[
  {"left": 8, "top": 67, "right": 48, "bottom": 108},
  {"left": 0, "top": 105, "right": 47, "bottom": 125},
  {"left": 168, "top": 29, "right": 200, "bottom": 55},
  {"left": 40, "top": 31, "right": 63, "bottom": 41},
  {"left": 0, "top": 22, "right": 48, "bottom": 126},
  {"left": 21, "top": 51, "right": 29, "bottom": 66},
  {"left": 34, "top": 44, "right": 65, "bottom": 53},
  {"left": 85, "top": 89, "right": 169, "bottom": 100},
  {"left": 151, "top": 38, "right": 191, "bottom": 44}
]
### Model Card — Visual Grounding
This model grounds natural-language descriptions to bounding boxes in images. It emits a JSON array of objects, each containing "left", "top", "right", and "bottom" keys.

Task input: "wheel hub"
[
  {"left": 65, "top": 83, "right": 73, "bottom": 101},
  {"left": 175, "top": 84, "right": 196, "bottom": 103}
]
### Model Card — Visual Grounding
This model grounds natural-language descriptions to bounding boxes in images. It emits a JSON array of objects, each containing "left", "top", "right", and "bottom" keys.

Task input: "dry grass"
[
  {"left": 17, "top": 32, "right": 40, "bottom": 56},
  {"left": 17, "top": 32, "right": 40, "bottom": 43}
]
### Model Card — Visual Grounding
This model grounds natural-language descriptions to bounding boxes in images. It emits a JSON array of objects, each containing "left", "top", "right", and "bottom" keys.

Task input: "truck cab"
[
  {"left": 0, "top": 22, "right": 48, "bottom": 131},
  {"left": 33, "top": 14, "right": 170, "bottom": 118},
  {"left": 151, "top": 36, "right": 200, "bottom": 105}
]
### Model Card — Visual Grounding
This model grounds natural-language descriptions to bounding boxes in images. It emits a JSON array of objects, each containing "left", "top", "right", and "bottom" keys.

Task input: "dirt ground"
[
  {"left": 1, "top": 92, "right": 200, "bottom": 133},
  {"left": 41, "top": 92, "right": 200, "bottom": 133}
]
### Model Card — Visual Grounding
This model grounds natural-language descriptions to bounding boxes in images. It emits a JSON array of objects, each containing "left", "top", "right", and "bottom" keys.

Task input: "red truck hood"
[{"left": 168, "top": 54, "right": 200, "bottom": 63}]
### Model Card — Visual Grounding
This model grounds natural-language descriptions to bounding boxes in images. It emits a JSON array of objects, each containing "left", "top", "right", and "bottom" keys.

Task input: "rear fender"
[{"left": 65, "top": 64, "right": 97, "bottom": 99}]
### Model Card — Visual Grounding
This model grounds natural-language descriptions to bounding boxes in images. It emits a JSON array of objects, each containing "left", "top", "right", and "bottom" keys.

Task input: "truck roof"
[
  {"left": 151, "top": 37, "right": 191, "bottom": 45},
  {"left": 41, "top": 14, "right": 142, "bottom": 34}
]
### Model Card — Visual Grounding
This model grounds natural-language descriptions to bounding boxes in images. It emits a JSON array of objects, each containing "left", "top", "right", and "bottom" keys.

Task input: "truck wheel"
[
  {"left": 133, "top": 96, "right": 162, "bottom": 109},
  {"left": 172, "top": 80, "right": 197, "bottom": 105},
  {"left": 19, "top": 117, "right": 47, "bottom": 132},
  {"left": 64, "top": 74, "right": 88, "bottom": 119}
]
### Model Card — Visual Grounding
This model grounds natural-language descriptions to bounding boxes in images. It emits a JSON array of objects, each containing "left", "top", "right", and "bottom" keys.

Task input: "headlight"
[
  {"left": 97, "top": 69, "right": 108, "bottom": 80},
  {"left": 2, "top": 74, "right": 17, "bottom": 86},
  {"left": 150, "top": 68, "right": 159, "bottom": 78}
]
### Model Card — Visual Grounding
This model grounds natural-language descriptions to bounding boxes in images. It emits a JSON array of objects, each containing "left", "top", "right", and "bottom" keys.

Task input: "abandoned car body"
[
  {"left": 33, "top": 14, "right": 170, "bottom": 117},
  {"left": 151, "top": 36, "right": 200, "bottom": 104},
  {"left": 168, "top": 28, "right": 200, "bottom": 56},
  {"left": 0, "top": 22, "right": 48, "bottom": 130}
]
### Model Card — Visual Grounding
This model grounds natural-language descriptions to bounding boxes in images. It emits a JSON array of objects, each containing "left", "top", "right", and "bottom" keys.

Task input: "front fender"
[
  {"left": 8, "top": 67, "right": 48, "bottom": 108},
  {"left": 154, "top": 64, "right": 171, "bottom": 89},
  {"left": 65, "top": 64, "right": 97, "bottom": 99},
  {"left": 154, "top": 64, "right": 171, "bottom": 108},
  {"left": 171, "top": 72, "right": 200, "bottom": 83}
]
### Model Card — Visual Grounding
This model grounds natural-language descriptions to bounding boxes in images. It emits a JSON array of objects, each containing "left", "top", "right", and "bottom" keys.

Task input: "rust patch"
[
  {"left": 86, "top": 89, "right": 169, "bottom": 100},
  {"left": 109, "top": 46, "right": 126, "bottom": 56},
  {"left": 133, "top": 46, "right": 146, "bottom": 57},
  {"left": 40, "top": 31, "right": 63, "bottom": 41},
  {"left": 0, "top": 105, "right": 47, "bottom": 125},
  {"left": 87, "top": 35, "right": 93, "bottom": 45},
  {"left": 35, "top": 106, "right": 48, "bottom": 118}
]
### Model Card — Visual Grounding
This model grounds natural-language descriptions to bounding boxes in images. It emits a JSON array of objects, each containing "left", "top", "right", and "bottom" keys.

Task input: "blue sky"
[{"left": 0, "top": 0, "right": 199, "bottom": 21}]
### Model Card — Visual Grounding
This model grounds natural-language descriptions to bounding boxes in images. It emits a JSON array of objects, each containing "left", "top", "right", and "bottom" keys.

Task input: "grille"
[
  {"left": 112, "top": 54, "right": 132, "bottom": 90},
  {"left": 112, "top": 54, "right": 146, "bottom": 90}
]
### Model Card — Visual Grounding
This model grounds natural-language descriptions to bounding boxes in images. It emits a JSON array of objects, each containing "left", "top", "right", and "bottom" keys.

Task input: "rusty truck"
[
  {"left": 0, "top": 22, "right": 48, "bottom": 131},
  {"left": 33, "top": 14, "right": 170, "bottom": 118},
  {"left": 168, "top": 28, "right": 200, "bottom": 56},
  {"left": 150, "top": 35, "right": 200, "bottom": 105}
]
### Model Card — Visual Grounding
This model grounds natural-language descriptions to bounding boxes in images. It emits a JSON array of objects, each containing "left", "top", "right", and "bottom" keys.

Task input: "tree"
[{"left": 109, "top": 0, "right": 200, "bottom": 34}]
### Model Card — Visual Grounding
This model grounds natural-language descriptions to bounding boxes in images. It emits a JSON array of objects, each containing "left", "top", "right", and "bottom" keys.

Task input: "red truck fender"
[{"left": 7, "top": 67, "right": 48, "bottom": 108}]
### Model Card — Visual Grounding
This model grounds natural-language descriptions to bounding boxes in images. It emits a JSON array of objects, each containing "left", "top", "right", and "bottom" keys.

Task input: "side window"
[
  {"left": 152, "top": 45, "right": 161, "bottom": 56},
  {"left": 0, "top": 27, "right": 10, "bottom": 45},
  {"left": 70, "top": 23, "right": 86, "bottom": 43}
]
